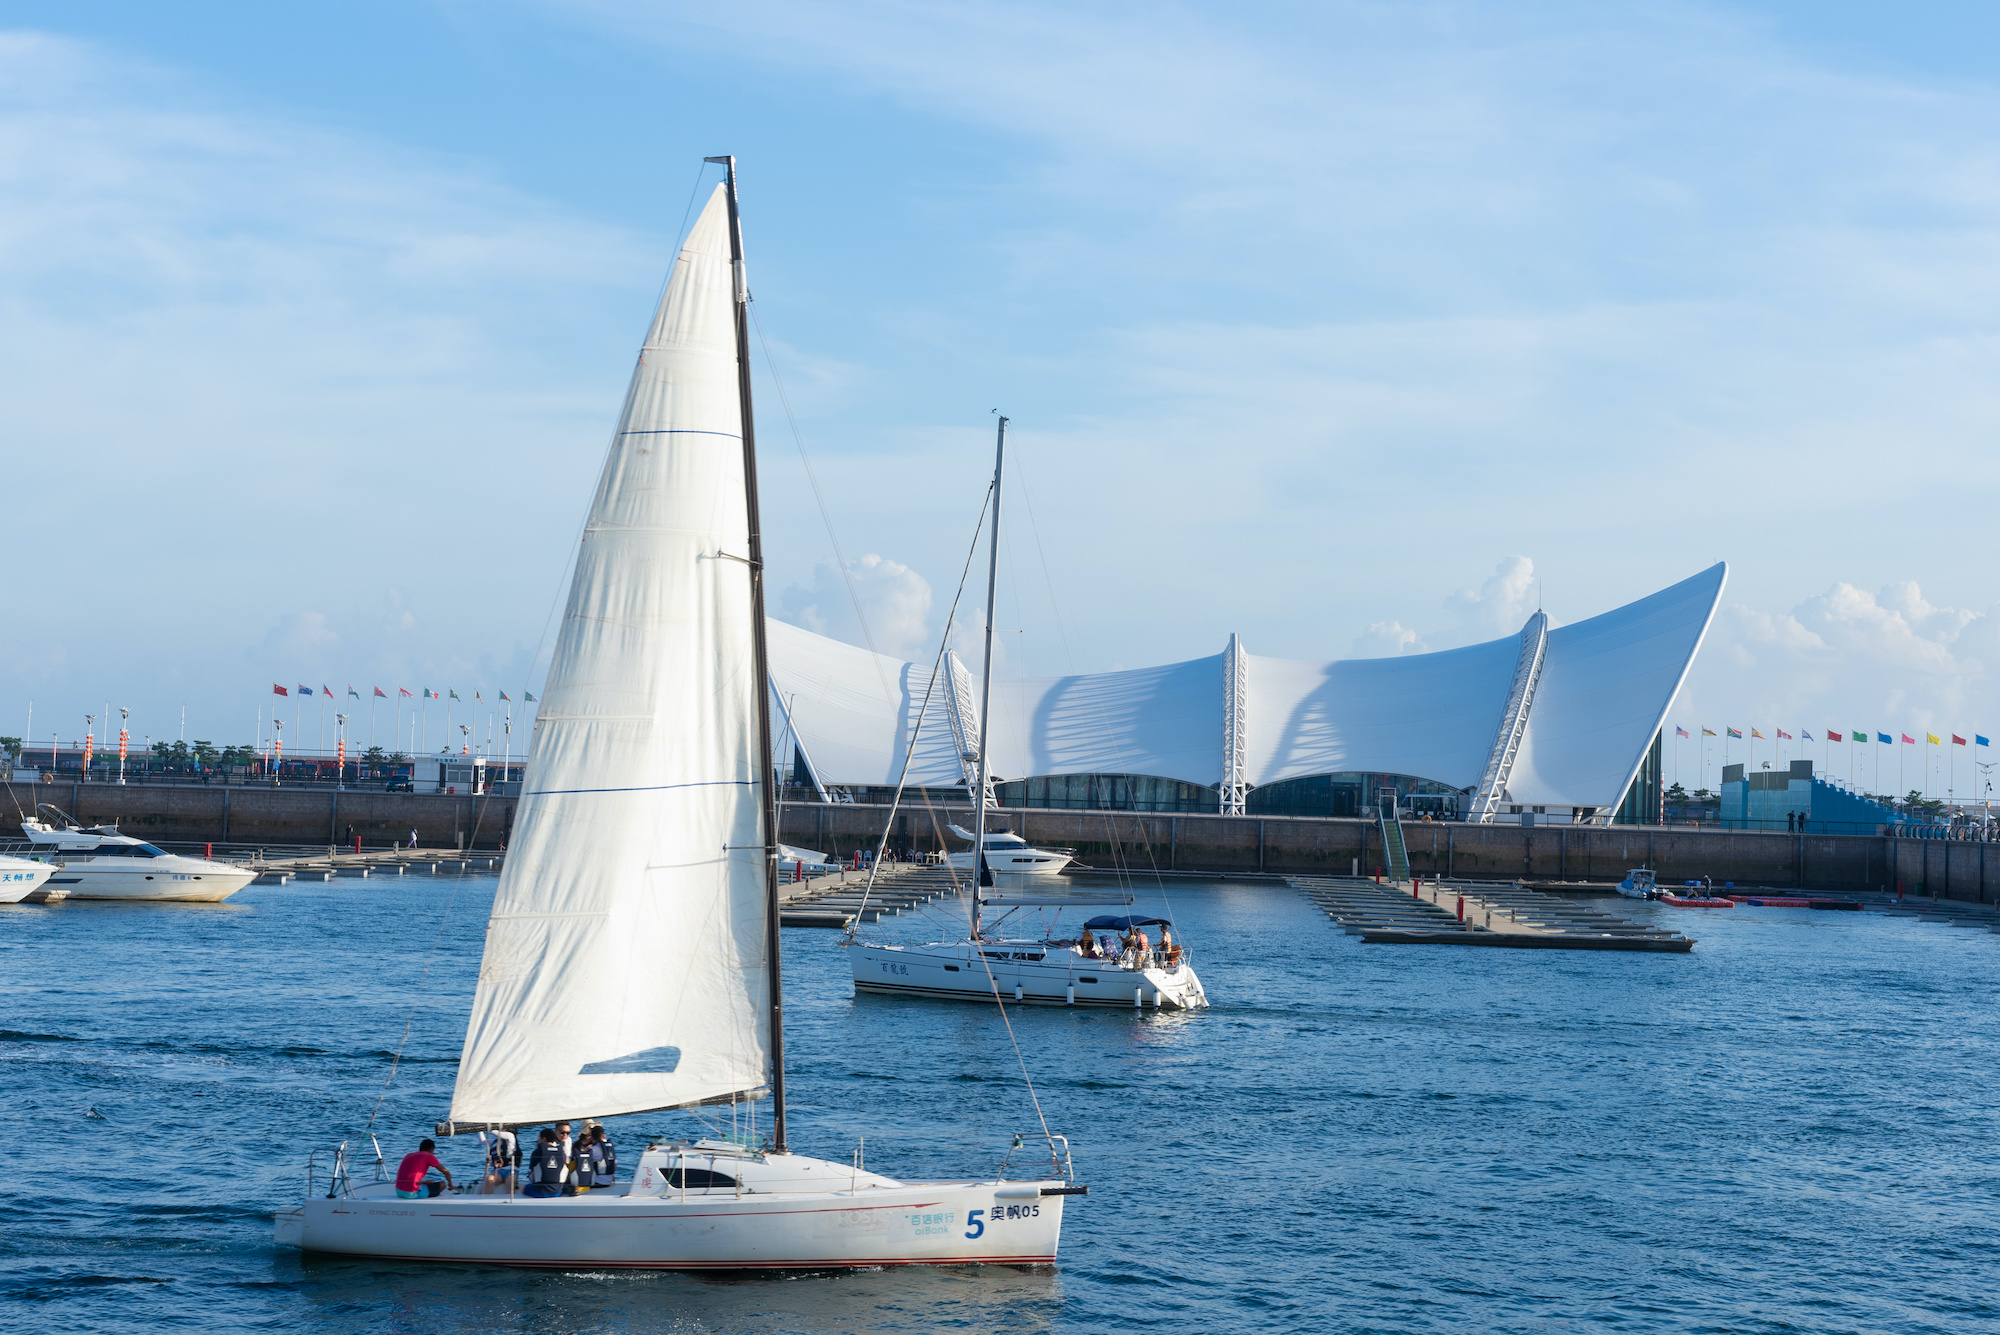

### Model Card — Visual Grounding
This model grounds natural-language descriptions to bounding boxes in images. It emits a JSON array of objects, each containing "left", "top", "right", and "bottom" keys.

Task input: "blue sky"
[{"left": 4, "top": 1, "right": 2000, "bottom": 793}]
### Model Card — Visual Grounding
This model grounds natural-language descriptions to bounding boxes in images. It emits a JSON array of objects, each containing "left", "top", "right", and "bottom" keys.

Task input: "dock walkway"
[
  {"left": 778, "top": 863, "right": 966, "bottom": 928},
  {"left": 1292, "top": 875, "right": 1695, "bottom": 952}
]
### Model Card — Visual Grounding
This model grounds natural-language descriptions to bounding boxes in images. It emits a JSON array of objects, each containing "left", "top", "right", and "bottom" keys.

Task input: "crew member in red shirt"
[{"left": 395, "top": 1138, "right": 454, "bottom": 1199}]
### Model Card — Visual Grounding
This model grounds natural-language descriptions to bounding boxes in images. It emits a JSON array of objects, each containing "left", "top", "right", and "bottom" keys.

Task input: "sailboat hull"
[{"left": 280, "top": 1178, "right": 1067, "bottom": 1269}]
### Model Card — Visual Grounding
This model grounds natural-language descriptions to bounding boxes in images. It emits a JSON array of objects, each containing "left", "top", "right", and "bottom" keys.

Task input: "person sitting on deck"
[
  {"left": 1076, "top": 934, "right": 1096, "bottom": 959},
  {"left": 481, "top": 1128, "right": 518, "bottom": 1194},
  {"left": 524, "top": 1129, "right": 566, "bottom": 1197},
  {"left": 395, "top": 1138, "right": 453, "bottom": 1199},
  {"left": 589, "top": 1126, "right": 618, "bottom": 1188}
]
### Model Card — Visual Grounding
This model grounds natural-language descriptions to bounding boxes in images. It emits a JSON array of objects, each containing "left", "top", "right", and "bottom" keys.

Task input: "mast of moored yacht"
[
  {"left": 708, "top": 154, "right": 788, "bottom": 1154},
  {"left": 969, "top": 415, "right": 1007, "bottom": 942}
]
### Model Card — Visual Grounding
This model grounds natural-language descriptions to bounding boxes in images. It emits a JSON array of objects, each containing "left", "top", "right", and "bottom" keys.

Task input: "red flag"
[
  {"left": 374, "top": 687, "right": 387, "bottom": 698},
  {"left": 1776, "top": 728, "right": 1791, "bottom": 739},
  {"left": 1901, "top": 733, "right": 1915, "bottom": 744},
  {"left": 272, "top": 684, "right": 288, "bottom": 696},
  {"left": 1828, "top": 730, "right": 1843, "bottom": 742},
  {"left": 399, "top": 688, "right": 413, "bottom": 698},
  {"left": 1953, "top": 734, "right": 1967, "bottom": 745}
]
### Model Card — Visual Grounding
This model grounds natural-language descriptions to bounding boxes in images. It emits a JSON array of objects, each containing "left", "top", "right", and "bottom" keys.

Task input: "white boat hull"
[
  {"left": 281, "top": 1176, "right": 1066, "bottom": 1269},
  {"left": 0, "top": 856, "right": 56, "bottom": 904},
  {"left": 944, "top": 850, "right": 1072, "bottom": 879},
  {"left": 46, "top": 859, "right": 255, "bottom": 902},
  {"left": 853, "top": 941, "right": 1207, "bottom": 1010}
]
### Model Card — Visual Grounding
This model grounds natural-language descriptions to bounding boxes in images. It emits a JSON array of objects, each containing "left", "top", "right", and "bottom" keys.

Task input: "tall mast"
[
  {"left": 707, "top": 155, "right": 787, "bottom": 1153},
  {"left": 969, "top": 415, "right": 1006, "bottom": 941}
]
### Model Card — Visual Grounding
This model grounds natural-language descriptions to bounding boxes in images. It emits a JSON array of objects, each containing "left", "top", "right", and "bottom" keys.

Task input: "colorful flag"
[
  {"left": 1751, "top": 728, "right": 1766, "bottom": 739},
  {"left": 449, "top": 689, "right": 461, "bottom": 702},
  {"left": 474, "top": 690, "right": 483, "bottom": 702},
  {"left": 1802, "top": 730, "right": 1814, "bottom": 741},
  {"left": 1828, "top": 730, "right": 1842, "bottom": 743},
  {"left": 1726, "top": 727, "right": 1742, "bottom": 738},
  {"left": 1675, "top": 726, "right": 1690, "bottom": 738},
  {"left": 1979, "top": 735, "right": 1991, "bottom": 747},
  {"left": 374, "top": 687, "right": 387, "bottom": 698},
  {"left": 399, "top": 688, "right": 413, "bottom": 698},
  {"left": 1952, "top": 734, "right": 1967, "bottom": 745},
  {"left": 1856, "top": 726, "right": 1869, "bottom": 740},
  {"left": 1702, "top": 727, "right": 1717, "bottom": 737},
  {"left": 524, "top": 692, "right": 537, "bottom": 703},
  {"left": 298, "top": 685, "right": 313, "bottom": 696},
  {"left": 1926, "top": 733, "right": 1941, "bottom": 745},
  {"left": 1901, "top": 733, "right": 1915, "bottom": 744},
  {"left": 423, "top": 688, "right": 437, "bottom": 699},
  {"left": 1775, "top": 729, "right": 1791, "bottom": 740},
  {"left": 347, "top": 686, "right": 360, "bottom": 699},
  {"left": 322, "top": 685, "right": 333, "bottom": 698},
  {"left": 272, "top": 684, "right": 288, "bottom": 696},
  {"left": 1877, "top": 732, "right": 1892, "bottom": 744},
  {"left": 499, "top": 691, "right": 511, "bottom": 702}
]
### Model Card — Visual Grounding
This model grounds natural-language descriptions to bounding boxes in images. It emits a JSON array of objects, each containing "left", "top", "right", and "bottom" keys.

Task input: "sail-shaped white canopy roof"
[{"left": 767, "top": 564, "right": 1726, "bottom": 814}]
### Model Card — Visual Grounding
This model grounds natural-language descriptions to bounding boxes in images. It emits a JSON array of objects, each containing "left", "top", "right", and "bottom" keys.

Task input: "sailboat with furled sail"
[{"left": 276, "top": 159, "right": 1080, "bottom": 1269}]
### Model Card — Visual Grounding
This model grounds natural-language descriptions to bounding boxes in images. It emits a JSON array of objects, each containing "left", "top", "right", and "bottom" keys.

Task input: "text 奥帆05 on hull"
[{"left": 278, "top": 160, "right": 1080, "bottom": 1271}]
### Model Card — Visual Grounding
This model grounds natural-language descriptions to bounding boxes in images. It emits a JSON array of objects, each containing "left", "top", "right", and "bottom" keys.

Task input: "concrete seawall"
[
  {"left": 9, "top": 783, "right": 1991, "bottom": 902},
  {"left": 4, "top": 781, "right": 516, "bottom": 850},
  {"left": 777, "top": 803, "right": 1996, "bottom": 904}
]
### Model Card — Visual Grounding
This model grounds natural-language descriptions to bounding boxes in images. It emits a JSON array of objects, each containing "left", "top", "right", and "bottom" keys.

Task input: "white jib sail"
[{"left": 450, "top": 186, "right": 771, "bottom": 1127}]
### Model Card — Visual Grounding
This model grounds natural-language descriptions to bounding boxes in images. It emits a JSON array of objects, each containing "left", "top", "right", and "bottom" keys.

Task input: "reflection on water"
[{"left": 4, "top": 872, "right": 2000, "bottom": 1333}]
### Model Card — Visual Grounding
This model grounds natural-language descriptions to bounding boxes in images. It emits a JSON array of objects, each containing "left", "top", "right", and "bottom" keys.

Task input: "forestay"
[{"left": 450, "top": 186, "right": 772, "bottom": 1127}]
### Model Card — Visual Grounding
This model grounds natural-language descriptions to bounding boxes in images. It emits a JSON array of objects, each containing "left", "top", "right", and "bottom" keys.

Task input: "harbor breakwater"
[{"left": 8, "top": 783, "right": 1992, "bottom": 901}]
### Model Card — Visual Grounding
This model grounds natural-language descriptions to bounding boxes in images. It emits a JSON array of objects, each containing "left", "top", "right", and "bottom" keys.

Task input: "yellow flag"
[{"left": 1927, "top": 733, "right": 1942, "bottom": 745}]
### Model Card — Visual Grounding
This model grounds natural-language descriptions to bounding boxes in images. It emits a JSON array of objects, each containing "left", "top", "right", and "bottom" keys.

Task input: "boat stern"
[{"left": 274, "top": 1205, "right": 305, "bottom": 1250}]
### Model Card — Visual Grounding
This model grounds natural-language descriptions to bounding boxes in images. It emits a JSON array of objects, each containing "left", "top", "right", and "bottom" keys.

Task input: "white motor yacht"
[
  {"left": 0, "top": 853, "right": 58, "bottom": 904},
  {"left": 945, "top": 824, "right": 1073, "bottom": 880},
  {"left": 20, "top": 808, "right": 256, "bottom": 902}
]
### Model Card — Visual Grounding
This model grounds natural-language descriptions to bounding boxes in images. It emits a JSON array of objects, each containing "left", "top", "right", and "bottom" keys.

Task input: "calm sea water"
[{"left": 3, "top": 872, "right": 1999, "bottom": 1334}]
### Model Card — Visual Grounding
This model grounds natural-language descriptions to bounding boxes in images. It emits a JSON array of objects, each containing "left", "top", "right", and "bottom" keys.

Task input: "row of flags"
[
  {"left": 1675, "top": 726, "right": 1990, "bottom": 746},
  {"left": 270, "top": 684, "right": 537, "bottom": 704}
]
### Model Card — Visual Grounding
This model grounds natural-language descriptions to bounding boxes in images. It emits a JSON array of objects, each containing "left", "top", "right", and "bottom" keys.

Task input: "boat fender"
[{"left": 994, "top": 1184, "right": 1042, "bottom": 1199}]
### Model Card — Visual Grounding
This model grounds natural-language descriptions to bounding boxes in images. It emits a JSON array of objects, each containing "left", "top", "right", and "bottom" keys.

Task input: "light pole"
[
  {"left": 459, "top": 723, "right": 470, "bottom": 757},
  {"left": 272, "top": 718, "right": 283, "bottom": 786},
  {"left": 336, "top": 713, "right": 348, "bottom": 791},
  {"left": 82, "top": 714, "right": 94, "bottom": 783},
  {"left": 117, "top": 707, "right": 130, "bottom": 785}
]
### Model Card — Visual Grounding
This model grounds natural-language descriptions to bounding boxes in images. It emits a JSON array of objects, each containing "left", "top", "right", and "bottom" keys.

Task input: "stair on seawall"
[
  {"left": 1379, "top": 816, "right": 1411, "bottom": 884},
  {"left": 779, "top": 865, "right": 961, "bottom": 927},
  {"left": 1290, "top": 876, "right": 1695, "bottom": 952}
]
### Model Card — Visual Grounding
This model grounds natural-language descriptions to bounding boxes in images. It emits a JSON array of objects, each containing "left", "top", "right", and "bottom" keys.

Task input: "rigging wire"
[
  {"left": 749, "top": 304, "right": 892, "bottom": 700},
  {"left": 1009, "top": 450, "right": 1077, "bottom": 675},
  {"left": 364, "top": 874, "right": 466, "bottom": 1132},
  {"left": 843, "top": 484, "right": 993, "bottom": 934}
]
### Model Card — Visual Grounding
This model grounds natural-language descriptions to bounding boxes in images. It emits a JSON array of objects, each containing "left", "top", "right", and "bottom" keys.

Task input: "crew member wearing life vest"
[
  {"left": 588, "top": 1126, "right": 618, "bottom": 1189},
  {"left": 481, "top": 1128, "right": 518, "bottom": 1195},
  {"left": 524, "top": 1128, "right": 567, "bottom": 1198}
]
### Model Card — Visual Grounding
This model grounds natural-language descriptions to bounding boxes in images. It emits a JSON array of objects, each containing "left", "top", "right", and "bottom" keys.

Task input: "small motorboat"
[
  {"left": 945, "top": 825, "right": 1073, "bottom": 880},
  {"left": 1616, "top": 868, "right": 1658, "bottom": 899},
  {"left": 20, "top": 805, "right": 256, "bottom": 902}
]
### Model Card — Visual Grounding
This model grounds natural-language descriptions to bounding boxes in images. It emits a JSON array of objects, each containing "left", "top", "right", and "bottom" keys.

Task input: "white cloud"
[
  {"left": 1350, "top": 621, "right": 1427, "bottom": 658},
  {"left": 1441, "top": 557, "right": 1539, "bottom": 645},
  {"left": 777, "top": 553, "right": 934, "bottom": 660}
]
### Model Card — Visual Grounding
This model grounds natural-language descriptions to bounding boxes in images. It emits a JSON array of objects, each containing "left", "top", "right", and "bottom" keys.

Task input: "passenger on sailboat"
[
  {"left": 524, "top": 1130, "right": 565, "bottom": 1197},
  {"left": 588, "top": 1126, "right": 618, "bottom": 1189},
  {"left": 480, "top": 1129, "right": 517, "bottom": 1194},
  {"left": 394, "top": 1139, "right": 452, "bottom": 1199}
]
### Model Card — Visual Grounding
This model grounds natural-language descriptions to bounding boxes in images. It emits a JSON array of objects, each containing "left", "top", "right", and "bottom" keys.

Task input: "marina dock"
[
  {"left": 1291, "top": 875, "right": 1696, "bottom": 951},
  {"left": 778, "top": 863, "right": 966, "bottom": 928}
]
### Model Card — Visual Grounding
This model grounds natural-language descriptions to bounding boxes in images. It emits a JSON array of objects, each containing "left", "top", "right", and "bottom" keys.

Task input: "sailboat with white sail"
[
  {"left": 276, "top": 160, "right": 1080, "bottom": 1269},
  {"left": 845, "top": 419, "right": 1208, "bottom": 1012}
]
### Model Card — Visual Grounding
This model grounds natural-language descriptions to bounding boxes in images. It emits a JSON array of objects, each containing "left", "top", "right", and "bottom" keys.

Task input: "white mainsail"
[{"left": 450, "top": 186, "right": 772, "bottom": 1127}]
